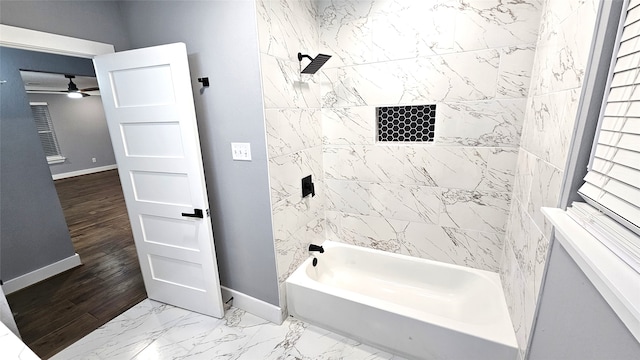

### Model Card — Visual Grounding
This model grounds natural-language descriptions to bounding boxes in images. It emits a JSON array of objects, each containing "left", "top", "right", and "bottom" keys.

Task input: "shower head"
[{"left": 298, "top": 52, "right": 332, "bottom": 74}]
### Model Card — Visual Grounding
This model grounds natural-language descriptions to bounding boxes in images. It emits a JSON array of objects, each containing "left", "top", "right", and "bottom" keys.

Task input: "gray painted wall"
[
  {"left": 0, "top": 0, "right": 131, "bottom": 52},
  {"left": 0, "top": 47, "right": 96, "bottom": 281},
  {"left": 528, "top": 239, "right": 640, "bottom": 359},
  {"left": 27, "top": 93, "right": 116, "bottom": 176},
  {"left": 119, "top": 0, "right": 279, "bottom": 305}
]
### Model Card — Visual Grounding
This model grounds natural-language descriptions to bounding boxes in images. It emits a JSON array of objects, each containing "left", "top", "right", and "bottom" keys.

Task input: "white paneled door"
[{"left": 93, "top": 43, "right": 223, "bottom": 317}]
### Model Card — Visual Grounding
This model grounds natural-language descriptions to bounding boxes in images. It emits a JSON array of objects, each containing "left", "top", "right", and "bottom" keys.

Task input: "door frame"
[
  {"left": 0, "top": 25, "right": 117, "bottom": 293},
  {"left": 3, "top": 27, "right": 226, "bottom": 317},
  {"left": 0, "top": 24, "right": 115, "bottom": 58}
]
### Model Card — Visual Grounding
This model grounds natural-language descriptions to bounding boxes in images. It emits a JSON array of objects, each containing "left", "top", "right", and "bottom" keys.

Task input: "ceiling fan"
[{"left": 28, "top": 74, "right": 99, "bottom": 98}]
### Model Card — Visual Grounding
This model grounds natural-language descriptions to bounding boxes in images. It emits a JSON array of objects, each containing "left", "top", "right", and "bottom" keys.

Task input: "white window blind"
[
  {"left": 578, "top": 0, "right": 640, "bottom": 245},
  {"left": 30, "top": 102, "right": 65, "bottom": 164}
]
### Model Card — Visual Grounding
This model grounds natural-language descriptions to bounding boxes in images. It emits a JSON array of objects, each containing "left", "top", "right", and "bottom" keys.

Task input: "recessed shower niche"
[{"left": 377, "top": 104, "right": 436, "bottom": 142}]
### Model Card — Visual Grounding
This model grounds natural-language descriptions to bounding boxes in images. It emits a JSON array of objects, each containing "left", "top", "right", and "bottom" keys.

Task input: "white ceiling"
[{"left": 20, "top": 71, "right": 100, "bottom": 95}]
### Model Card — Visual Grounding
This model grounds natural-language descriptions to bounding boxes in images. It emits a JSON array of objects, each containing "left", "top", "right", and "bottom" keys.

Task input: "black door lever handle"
[{"left": 181, "top": 209, "right": 203, "bottom": 218}]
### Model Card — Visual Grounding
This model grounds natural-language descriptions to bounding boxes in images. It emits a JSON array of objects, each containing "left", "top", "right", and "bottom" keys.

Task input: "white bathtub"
[{"left": 286, "top": 241, "right": 518, "bottom": 360}]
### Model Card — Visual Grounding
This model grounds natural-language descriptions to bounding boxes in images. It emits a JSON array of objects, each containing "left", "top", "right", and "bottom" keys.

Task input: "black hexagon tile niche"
[{"left": 377, "top": 104, "right": 436, "bottom": 142}]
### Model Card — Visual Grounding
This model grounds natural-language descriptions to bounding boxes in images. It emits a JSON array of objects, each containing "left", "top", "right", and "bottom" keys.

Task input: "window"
[
  {"left": 572, "top": 0, "right": 640, "bottom": 272},
  {"left": 30, "top": 102, "right": 65, "bottom": 164}
]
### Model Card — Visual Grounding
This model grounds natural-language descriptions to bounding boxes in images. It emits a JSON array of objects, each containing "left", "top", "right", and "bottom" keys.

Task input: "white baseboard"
[
  {"left": 3, "top": 254, "right": 82, "bottom": 294},
  {"left": 221, "top": 286, "right": 285, "bottom": 324},
  {"left": 52, "top": 164, "right": 117, "bottom": 180}
]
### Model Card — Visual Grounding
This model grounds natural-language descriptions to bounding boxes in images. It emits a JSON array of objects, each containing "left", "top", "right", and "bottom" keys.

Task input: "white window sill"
[
  {"left": 46, "top": 156, "right": 66, "bottom": 165},
  {"left": 542, "top": 207, "right": 640, "bottom": 343}
]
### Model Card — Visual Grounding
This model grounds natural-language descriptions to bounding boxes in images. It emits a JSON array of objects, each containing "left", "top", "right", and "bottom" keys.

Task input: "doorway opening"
[
  {"left": 1, "top": 28, "right": 226, "bottom": 358},
  {"left": 5, "top": 71, "right": 146, "bottom": 359},
  {"left": 7, "top": 170, "right": 147, "bottom": 358}
]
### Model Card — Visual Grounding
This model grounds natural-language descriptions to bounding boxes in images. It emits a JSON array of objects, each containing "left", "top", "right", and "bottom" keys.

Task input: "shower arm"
[{"left": 298, "top": 53, "right": 314, "bottom": 62}]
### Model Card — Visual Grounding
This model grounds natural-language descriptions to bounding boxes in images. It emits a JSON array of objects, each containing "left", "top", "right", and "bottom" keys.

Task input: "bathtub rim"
[{"left": 286, "top": 240, "right": 518, "bottom": 349}]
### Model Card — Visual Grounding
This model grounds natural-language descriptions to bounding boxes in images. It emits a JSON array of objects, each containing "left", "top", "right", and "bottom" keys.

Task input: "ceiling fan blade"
[
  {"left": 27, "top": 89, "right": 68, "bottom": 93},
  {"left": 80, "top": 87, "right": 100, "bottom": 92},
  {"left": 27, "top": 89, "right": 90, "bottom": 97}
]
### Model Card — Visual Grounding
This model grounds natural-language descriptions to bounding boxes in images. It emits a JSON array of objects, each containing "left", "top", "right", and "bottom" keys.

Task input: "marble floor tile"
[{"left": 52, "top": 299, "right": 406, "bottom": 360}]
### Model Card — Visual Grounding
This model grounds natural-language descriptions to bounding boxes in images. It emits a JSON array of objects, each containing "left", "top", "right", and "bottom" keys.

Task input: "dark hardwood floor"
[{"left": 6, "top": 169, "right": 147, "bottom": 359}]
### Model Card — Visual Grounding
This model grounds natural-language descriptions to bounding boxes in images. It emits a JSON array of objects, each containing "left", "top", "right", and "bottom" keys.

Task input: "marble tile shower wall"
[
  {"left": 499, "top": 0, "right": 598, "bottom": 357},
  {"left": 256, "top": 0, "right": 326, "bottom": 306},
  {"left": 318, "top": 0, "right": 542, "bottom": 272}
]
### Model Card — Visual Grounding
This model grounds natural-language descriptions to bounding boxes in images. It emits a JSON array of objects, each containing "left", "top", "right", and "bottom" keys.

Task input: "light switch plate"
[{"left": 231, "top": 142, "right": 252, "bottom": 161}]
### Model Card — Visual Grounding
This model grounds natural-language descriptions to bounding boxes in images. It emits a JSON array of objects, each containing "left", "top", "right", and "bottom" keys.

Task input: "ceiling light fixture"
[{"left": 65, "top": 75, "right": 85, "bottom": 99}]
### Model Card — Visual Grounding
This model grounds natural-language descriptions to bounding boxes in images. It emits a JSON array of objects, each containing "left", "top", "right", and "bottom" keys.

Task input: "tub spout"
[{"left": 308, "top": 244, "right": 324, "bottom": 253}]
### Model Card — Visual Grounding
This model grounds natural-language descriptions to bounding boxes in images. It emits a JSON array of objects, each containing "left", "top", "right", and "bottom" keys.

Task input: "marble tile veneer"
[
  {"left": 257, "top": 0, "right": 327, "bottom": 312},
  {"left": 324, "top": 145, "right": 518, "bottom": 192},
  {"left": 259, "top": 0, "right": 544, "bottom": 321},
  {"left": 499, "top": 0, "right": 599, "bottom": 357},
  {"left": 327, "top": 211, "right": 503, "bottom": 272},
  {"left": 53, "top": 299, "right": 406, "bottom": 360},
  {"left": 315, "top": 0, "right": 541, "bottom": 276}
]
